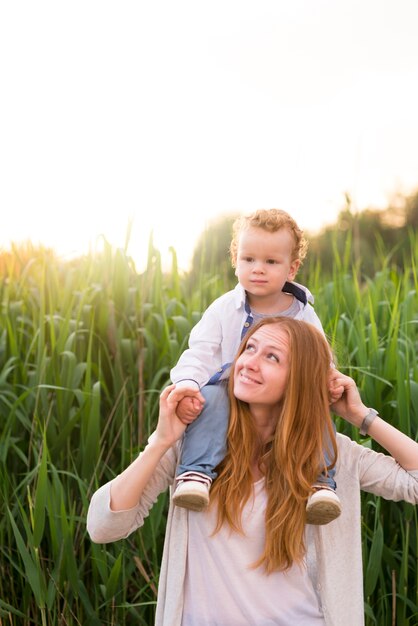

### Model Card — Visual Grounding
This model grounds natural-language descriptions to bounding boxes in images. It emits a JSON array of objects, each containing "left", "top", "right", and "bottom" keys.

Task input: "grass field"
[{"left": 0, "top": 232, "right": 417, "bottom": 625}]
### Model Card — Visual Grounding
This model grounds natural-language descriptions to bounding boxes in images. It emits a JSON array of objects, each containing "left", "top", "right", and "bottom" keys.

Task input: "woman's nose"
[{"left": 244, "top": 352, "right": 259, "bottom": 369}]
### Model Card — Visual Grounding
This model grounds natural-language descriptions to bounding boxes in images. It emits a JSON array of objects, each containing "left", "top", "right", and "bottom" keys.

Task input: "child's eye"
[
  {"left": 244, "top": 256, "right": 254, "bottom": 263},
  {"left": 266, "top": 259, "right": 278, "bottom": 264}
]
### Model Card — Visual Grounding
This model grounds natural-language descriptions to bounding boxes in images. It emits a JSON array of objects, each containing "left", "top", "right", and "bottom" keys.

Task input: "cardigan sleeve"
[
  {"left": 87, "top": 436, "right": 178, "bottom": 544},
  {"left": 337, "top": 433, "right": 418, "bottom": 503}
]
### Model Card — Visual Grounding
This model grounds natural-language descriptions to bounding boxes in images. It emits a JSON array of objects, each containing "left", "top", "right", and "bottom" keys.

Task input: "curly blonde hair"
[{"left": 229, "top": 208, "right": 308, "bottom": 268}]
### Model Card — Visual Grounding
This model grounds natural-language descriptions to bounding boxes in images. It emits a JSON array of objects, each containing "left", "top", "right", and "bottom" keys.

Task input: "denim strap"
[
  {"left": 207, "top": 282, "right": 306, "bottom": 385},
  {"left": 208, "top": 297, "right": 252, "bottom": 384}
]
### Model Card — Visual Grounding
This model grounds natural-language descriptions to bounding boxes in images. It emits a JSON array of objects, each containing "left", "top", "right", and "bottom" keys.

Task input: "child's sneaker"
[
  {"left": 306, "top": 488, "right": 342, "bottom": 525},
  {"left": 172, "top": 471, "right": 212, "bottom": 512}
]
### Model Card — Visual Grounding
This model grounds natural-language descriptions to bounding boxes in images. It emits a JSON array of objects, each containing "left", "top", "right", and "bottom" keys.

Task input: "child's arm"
[{"left": 170, "top": 303, "right": 225, "bottom": 390}]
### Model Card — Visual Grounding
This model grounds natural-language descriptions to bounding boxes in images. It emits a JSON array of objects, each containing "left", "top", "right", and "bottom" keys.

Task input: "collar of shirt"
[{"left": 232, "top": 281, "right": 313, "bottom": 311}]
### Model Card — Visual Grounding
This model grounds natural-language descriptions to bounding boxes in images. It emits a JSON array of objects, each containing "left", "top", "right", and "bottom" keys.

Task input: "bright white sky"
[{"left": 1, "top": 0, "right": 418, "bottom": 271}]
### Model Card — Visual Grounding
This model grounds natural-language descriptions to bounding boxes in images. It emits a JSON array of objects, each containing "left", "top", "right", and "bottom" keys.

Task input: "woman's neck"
[
  {"left": 248, "top": 405, "right": 280, "bottom": 480},
  {"left": 249, "top": 404, "right": 278, "bottom": 443}
]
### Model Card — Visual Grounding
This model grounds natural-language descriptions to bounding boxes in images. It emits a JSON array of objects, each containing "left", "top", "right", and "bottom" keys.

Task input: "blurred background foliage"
[
  {"left": 0, "top": 188, "right": 417, "bottom": 625},
  {"left": 189, "top": 188, "right": 418, "bottom": 288}
]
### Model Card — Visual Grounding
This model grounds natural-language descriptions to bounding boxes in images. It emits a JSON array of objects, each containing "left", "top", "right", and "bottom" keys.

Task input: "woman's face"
[{"left": 233, "top": 324, "right": 290, "bottom": 409}]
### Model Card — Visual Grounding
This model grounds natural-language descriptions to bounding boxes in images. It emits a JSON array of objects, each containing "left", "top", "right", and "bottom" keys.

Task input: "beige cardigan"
[{"left": 87, "top": 433, "right": 418, "bottom": 626}]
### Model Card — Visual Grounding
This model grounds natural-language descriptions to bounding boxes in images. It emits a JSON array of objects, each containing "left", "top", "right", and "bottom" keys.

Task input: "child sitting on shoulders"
[{"left": 170, "top": 208, "right": 341, "bottom": 525}]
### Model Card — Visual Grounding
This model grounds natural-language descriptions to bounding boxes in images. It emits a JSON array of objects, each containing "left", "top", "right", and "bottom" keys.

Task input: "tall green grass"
[
  {"left": 301, "top": 230, "right": 418, "bottom": 626},
  {"left": 0, "top": 232, "right": 417, "bottom": 625}
]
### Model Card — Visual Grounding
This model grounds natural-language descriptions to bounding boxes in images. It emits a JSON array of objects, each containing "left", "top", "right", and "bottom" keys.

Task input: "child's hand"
[
  {"left": 155, "top": 386, "right": 205, "bottom": 446},
  {"left": 329, "top": 372, "right": 368, "bottom": 427},
  {"left": 177, "top": 394, "right": 205, "bottom": 425},
  {"left": 328, "top": 368, "right": 345, "bottom": 405}
]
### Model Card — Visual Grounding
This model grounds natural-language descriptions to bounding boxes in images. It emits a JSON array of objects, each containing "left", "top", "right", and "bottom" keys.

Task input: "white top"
[
  {"left": 182, "top": 478, "right": 324, "bottom": 626},
  {"left": 87, "top": 433, "right": 418, "bottom": 626},
  {"left": 170, "top": 282, "right": 324, "bottom": 389}
]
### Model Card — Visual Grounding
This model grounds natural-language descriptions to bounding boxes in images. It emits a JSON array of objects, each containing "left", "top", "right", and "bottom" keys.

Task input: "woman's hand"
[
  {"left": 329, "top": 370, "right": 368, "bottom": 428},
  {"left": 155, "top": 385, "right": 204, "bottom": 447},
  {"left": 109, "top": 384, "right": 205, "bottom": 512}
]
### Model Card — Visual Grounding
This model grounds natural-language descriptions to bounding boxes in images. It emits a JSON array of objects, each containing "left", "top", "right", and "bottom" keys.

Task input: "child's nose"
[{"left": 253, "top": 260, "right": 264, "bottom": 272}]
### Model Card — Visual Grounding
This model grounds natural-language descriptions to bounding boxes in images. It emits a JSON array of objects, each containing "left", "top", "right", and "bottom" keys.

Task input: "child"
[{"left": 170, "top": 208, "right": 341, "bottom": 524}]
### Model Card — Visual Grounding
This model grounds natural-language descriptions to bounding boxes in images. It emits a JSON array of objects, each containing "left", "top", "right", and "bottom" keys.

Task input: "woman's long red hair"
[{"left": 210, "top": 317, "right": 337, "bottom": 572}]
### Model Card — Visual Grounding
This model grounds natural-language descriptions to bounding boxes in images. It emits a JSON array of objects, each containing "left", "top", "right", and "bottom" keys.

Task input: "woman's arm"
[
  {"left": 330, "top": 371, "right": 418, "bottom": 471},
  {"left": 110, "top": 385, "right": 201, "bottom": 511}
]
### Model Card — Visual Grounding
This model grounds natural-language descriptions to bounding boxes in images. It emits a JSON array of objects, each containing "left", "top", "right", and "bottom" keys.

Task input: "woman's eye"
[
  {"left": 245, "top": 343, "right": 256, "bottom": 352},
  {"left": 267, "top": 353, "right": 279, "bottom": 362}
]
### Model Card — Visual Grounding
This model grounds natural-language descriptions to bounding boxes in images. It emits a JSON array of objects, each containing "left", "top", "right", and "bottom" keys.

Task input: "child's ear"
[{"left": 288, "top": 259, "right": 300, "bottom": 280}]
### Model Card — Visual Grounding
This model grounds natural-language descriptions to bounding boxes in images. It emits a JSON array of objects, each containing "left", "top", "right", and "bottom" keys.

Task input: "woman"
[{"left": 87, "top": 318, "right": 418, "bottom": 626}]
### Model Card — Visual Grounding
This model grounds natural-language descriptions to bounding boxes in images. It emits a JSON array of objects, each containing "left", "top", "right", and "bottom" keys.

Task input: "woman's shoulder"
[
  {"left": 336, "top": 431, "right": 372, "bottom": 459},
  {"left": 336, "top": 430, "right": 404, "bottom": 479},
  {"left": 336, "top": 431, "right": 357, "bottom": 449},
  {"left": 335, "top": 432, "right": 372, "bottom": 477}
]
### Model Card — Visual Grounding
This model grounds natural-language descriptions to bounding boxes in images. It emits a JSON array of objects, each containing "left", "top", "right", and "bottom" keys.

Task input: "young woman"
[{"left": 87, "top": 318, "right": 418, "bottom": 626}]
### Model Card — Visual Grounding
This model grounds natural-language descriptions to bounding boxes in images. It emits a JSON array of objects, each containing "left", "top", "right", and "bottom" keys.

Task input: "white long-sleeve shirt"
[
  {"left": 170, "top": 281, "right": 324, "bottom": 389},
  {"left": 87, "top": 432, "right": 418, "bottom": 626}
]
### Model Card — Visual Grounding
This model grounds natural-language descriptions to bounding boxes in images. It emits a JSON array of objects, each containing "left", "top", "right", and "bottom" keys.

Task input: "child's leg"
[
  {"left": 313, "top": 456, "right": 337, "bottom": 491},
  {"left": 306, "top": 421, "right": 341, "bottom": 525},
  {"left": 173, "top": 383, "right": 229, "bottom": 511},
  {"left": 177, "top": 383, "right": 229, "bottom": 478}
]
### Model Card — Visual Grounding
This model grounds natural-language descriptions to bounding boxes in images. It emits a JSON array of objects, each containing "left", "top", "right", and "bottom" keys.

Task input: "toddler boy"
[{"left": 170, "top": 208, "right": 341, "bottom": 525}]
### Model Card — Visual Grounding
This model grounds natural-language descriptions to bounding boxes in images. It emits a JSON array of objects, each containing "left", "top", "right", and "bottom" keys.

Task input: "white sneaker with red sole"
[
  {"left": 172, "top": 471, "right": 212, "bottom": 512},
  {"left": 306, "top": 488, "right": 342, "bottom": 525}
]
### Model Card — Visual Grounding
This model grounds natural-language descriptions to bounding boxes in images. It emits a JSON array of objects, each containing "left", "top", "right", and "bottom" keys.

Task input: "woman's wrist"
[
  {"left": 345, "top": 403, "right": 369, "bottom": 428},
  {"left": 359, "top": 408, "right": 379, "bottom": 436},
  {"left": 148, "top": 433, "right": 176, "bottom": 454}
]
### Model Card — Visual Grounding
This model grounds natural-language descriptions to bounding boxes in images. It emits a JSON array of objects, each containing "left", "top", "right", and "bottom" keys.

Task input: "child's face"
[{"left": 235, "top": 226, "right": 300, "bottom": 301}]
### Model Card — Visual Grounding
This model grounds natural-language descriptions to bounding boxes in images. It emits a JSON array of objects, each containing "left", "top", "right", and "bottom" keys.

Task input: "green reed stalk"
[{"left": 0, "top": 232, "right": 417, "bottom": 624}]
